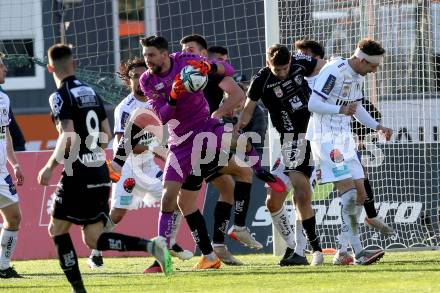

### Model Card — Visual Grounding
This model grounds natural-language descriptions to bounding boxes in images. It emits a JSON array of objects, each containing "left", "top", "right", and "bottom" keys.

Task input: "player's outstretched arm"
[{"left": 212, "top": 76, "right": 246, "bottom": 119}]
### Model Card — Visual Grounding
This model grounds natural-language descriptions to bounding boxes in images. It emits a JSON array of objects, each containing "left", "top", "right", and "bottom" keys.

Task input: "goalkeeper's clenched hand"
[
  {"left": 169, "top": 74, "right": 186, "bottom": 103},
  {"left": 187, "top": 60, "right": 212, "bottom": 76}
]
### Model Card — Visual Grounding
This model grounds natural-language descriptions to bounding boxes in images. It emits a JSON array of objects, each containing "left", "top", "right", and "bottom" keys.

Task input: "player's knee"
[
  {"left": 293, "top": 188, "right": 311, "bottom": 204},
  {"left": 265, "top": 195, "right": 282, "bottom": 213},
  {"left": 234, "top": 166, "right": 253, "bottom": 183},
  {"left": 110, "top": 209, "right": 127, "bottom": 225},
  {"left": 161, "top": 190, "right": 177, "bottom": 212},
  {"left": 3, "top": 212, "right": 21, "bottom": 230},
  {"left": 177, "top": 197, "right": 196, "bottom": 216},
  {"left": 84, "top": 233, "right": 100, "bottom": 250}
]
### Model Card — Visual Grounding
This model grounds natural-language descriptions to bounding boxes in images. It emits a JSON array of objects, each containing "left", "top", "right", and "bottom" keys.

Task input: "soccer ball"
[{"left": 180, "top": 65, "right": 208, "bottom": 93}]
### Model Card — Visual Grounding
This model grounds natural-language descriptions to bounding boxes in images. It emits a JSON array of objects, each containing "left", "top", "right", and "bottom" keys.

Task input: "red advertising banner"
[{"left": 2, "top": 151, "right": 202, "bottom": 260}]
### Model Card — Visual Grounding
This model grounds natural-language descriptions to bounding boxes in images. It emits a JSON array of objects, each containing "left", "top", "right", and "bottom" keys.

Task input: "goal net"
[{"left": 268, "top": 0, "right": 440, "bottom": 252}]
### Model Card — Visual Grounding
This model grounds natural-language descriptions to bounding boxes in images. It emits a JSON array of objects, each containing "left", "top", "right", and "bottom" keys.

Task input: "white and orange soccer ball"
[{"left": 180, "top": 65, "right": 208, "bottom": 93}]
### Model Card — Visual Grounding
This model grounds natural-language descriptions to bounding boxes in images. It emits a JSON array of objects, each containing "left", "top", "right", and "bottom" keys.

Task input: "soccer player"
[
  {"left": 238, "top": 44, "right": 326, "bottom": 266},
  {"left": 208, "top": 46, "right": 228, "bottom": 61},
  {"left": 112, "top": 35, "right": 281, "bottom": 269},
  {"left": 38, "top": 44, "right": 172, "bottom": 292},
  {"left": 87, "top": 57, "right": 192, "bottom": 269},
  {"left": 180, "top": 34, "right": 261, "bottom": 265},
  {"left": 296, "top": 39, "right": 394, "bottom": 265},
  {"left": 306, "top": 38, "right": 392, "bottom": 265},
  {"left": 0, "top": 53, "right": 25, "bottom": 278}
]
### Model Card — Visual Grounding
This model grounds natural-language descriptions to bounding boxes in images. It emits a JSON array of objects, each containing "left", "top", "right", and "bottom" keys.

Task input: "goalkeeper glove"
[
  {"left": 187, "top": 60, "right": 216, "bottom": 76},
  {"left": 169, "top": 73, "right": 186, "bottom": 105}
]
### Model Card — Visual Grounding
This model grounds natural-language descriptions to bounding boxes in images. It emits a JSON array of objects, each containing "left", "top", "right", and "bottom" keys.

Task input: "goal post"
[{"left": 265, "top": 0, "right": 440, "bottom": 254}]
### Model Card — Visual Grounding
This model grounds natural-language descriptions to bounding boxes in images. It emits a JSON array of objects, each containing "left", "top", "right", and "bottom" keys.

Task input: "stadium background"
[{"left": 0, "top": 0, "right": 440, "bottom": 258}]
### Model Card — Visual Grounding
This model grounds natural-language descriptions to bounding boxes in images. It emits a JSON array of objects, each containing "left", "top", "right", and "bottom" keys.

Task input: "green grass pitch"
[{"left": 1, "top": 251, "right": 439, "bottom": 292}]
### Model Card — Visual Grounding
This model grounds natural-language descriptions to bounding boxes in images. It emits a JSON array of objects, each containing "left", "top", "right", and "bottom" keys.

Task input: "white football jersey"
[
  {"left": 306, "top": 57, "right": 364, "bottom": 141},
  {"left": 113, "top": 93, "right": 159, "bottom": 169},
  {"left": 0, "top": 91, "right": 10, "bottom": 174}
]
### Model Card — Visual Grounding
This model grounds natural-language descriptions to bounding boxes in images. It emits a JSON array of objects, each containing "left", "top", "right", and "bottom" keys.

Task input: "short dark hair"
[
  {"left": 139, "top": 35, "right": 169, "bottom": 51},
  {"left": 180, "top": 34, "right": 208, "bottom": 50},
  {"left": 48, "top": 44, "right": 72, "bottom": 63},
  {"left": 208, "top": 46, "right": 228, "bottom": 56},
  {"left": 357, "top": 38, "right": 385, "bottom": 56},
  {"left": 117, "top": 56, "right": 146, "bottom": 86},
  {"left": 294, "top": 39, "right": 325, "bottom": 59},
  {"left": 267, "top": 44, "right": 290, "bottom": 66}
]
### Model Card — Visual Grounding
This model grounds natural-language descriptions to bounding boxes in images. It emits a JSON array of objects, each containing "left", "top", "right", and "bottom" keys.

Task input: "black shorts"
[
  {"left": 280, "top": 133, "right": 314, "bottom": 178},
  {"left": 52, "top": 174, "right": 111, "bottom": 226},
  {"left": 181, "top": 150, "right": 233, "bottom": 191}
]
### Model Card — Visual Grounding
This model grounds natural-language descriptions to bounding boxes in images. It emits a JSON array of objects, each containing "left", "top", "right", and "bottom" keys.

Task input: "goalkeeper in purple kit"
[{"left": 111, "top": 35, "right": 284, "bottom": 269}]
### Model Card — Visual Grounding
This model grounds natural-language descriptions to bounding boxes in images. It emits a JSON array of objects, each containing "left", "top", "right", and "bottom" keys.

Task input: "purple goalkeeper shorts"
[{"left": 163, "top": 118, "right": 227, "bottom": 183}]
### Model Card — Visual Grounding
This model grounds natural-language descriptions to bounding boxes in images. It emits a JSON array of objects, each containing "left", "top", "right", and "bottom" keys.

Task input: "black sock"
[
  {"left": 97, "top": 232, "right": 150, "bottom": 252},
  {"left": 233, "top": 181, "right": 252, "bottom": 227},
  {"left": 185, "top": 210, "right": 213, "bottom": 255},
  {"left": 363, "top": 178, "right": 378, "bottom": 218},
  {"left": 53, "top": 234, "right": 83, "bottom": 288},
  {"left": 213, "top": 201, "right": 232, "bottom": 244},
  {"left": 302, "top": 216, "right": 322, "bottom": 252}
]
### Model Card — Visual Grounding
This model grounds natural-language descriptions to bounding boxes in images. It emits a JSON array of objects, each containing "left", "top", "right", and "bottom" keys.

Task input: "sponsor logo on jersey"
[
  {"left": 120, "top": 111, "right": 130, "bottom": 130},
  {"left": 280, "top": 111, "right": 294, "bottom": 131},
  {"left": 293, "top": 75, "right": 303, "bottom": 85},
  {"left": 126, "top": 97, "right": 135, "bottom": 106},
  {"left": 341, "top": 84, "right": 350, "bottom": 97},
  {"left": 49, "top": 93, "right": 64, "bottom": 116},
  {"left": 273, "top": 86, "right": 283, "bottom": 98},
  {"left": 330, "top": 149, "right": 344, "bottom": 163},
  {"left": 321, "top": 74, "right": 336, "bottom": 95},
  {"left": 155, "top": 82, "right": 164, "bottom": 90},
  {"left": 282, "top": 79, "right": 292, "bottom": 87},
  {"left": 78, "top": 152, "right": 106, "bottom": 164}
]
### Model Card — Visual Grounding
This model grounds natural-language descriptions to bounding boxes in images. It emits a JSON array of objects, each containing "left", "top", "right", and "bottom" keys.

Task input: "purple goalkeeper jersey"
[{"left": 140, "top": 51, "right": 234, "bottom": 147}]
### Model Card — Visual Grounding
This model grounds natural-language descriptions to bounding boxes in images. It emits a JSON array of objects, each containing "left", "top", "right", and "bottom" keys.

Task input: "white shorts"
[
  {"left": 111, "top": 154, "right": 163, "bottom": 210},
  {"left": 310, "top": 138, "right": 364, "bottom": 184},
  {"left": 0, "top": 174, "right": 19, "bottom": 209}
]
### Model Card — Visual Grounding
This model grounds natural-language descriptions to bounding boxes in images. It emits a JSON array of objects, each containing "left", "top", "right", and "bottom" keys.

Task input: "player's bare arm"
[
  {"left": 38, "top": 119, "right": 75, "bottom": 186},
  {"left": 6, "top": 127, "right": 23, "bottom": 186},
  {"left": 236, "top": 98, "right": 257, "bottom": 131},
  {"left": 99, "top": 118, "right": 112, "bottom": 149},
  {"left": 212, "top": 76, "right": 246, "bottom": 119}
]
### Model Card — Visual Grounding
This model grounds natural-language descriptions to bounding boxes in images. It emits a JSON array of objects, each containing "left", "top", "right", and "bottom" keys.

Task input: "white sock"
[
  {"left": 0, "top": 229, "right": 17, "bottom": 270},
  {"left": 270, "top": 207, "right": 296, "bottom": 249},
  {"left": 340, "top": 189, "right": 363, "bottom": 254},
  {"left": 170, "top": 210, "right": 182, "bottom": 246},
  {"left": 294, "top": 219, "right": 307, "bottom": 257},
  {"left": 336, "top": 233, "right": 349, "bottom": 253}
]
